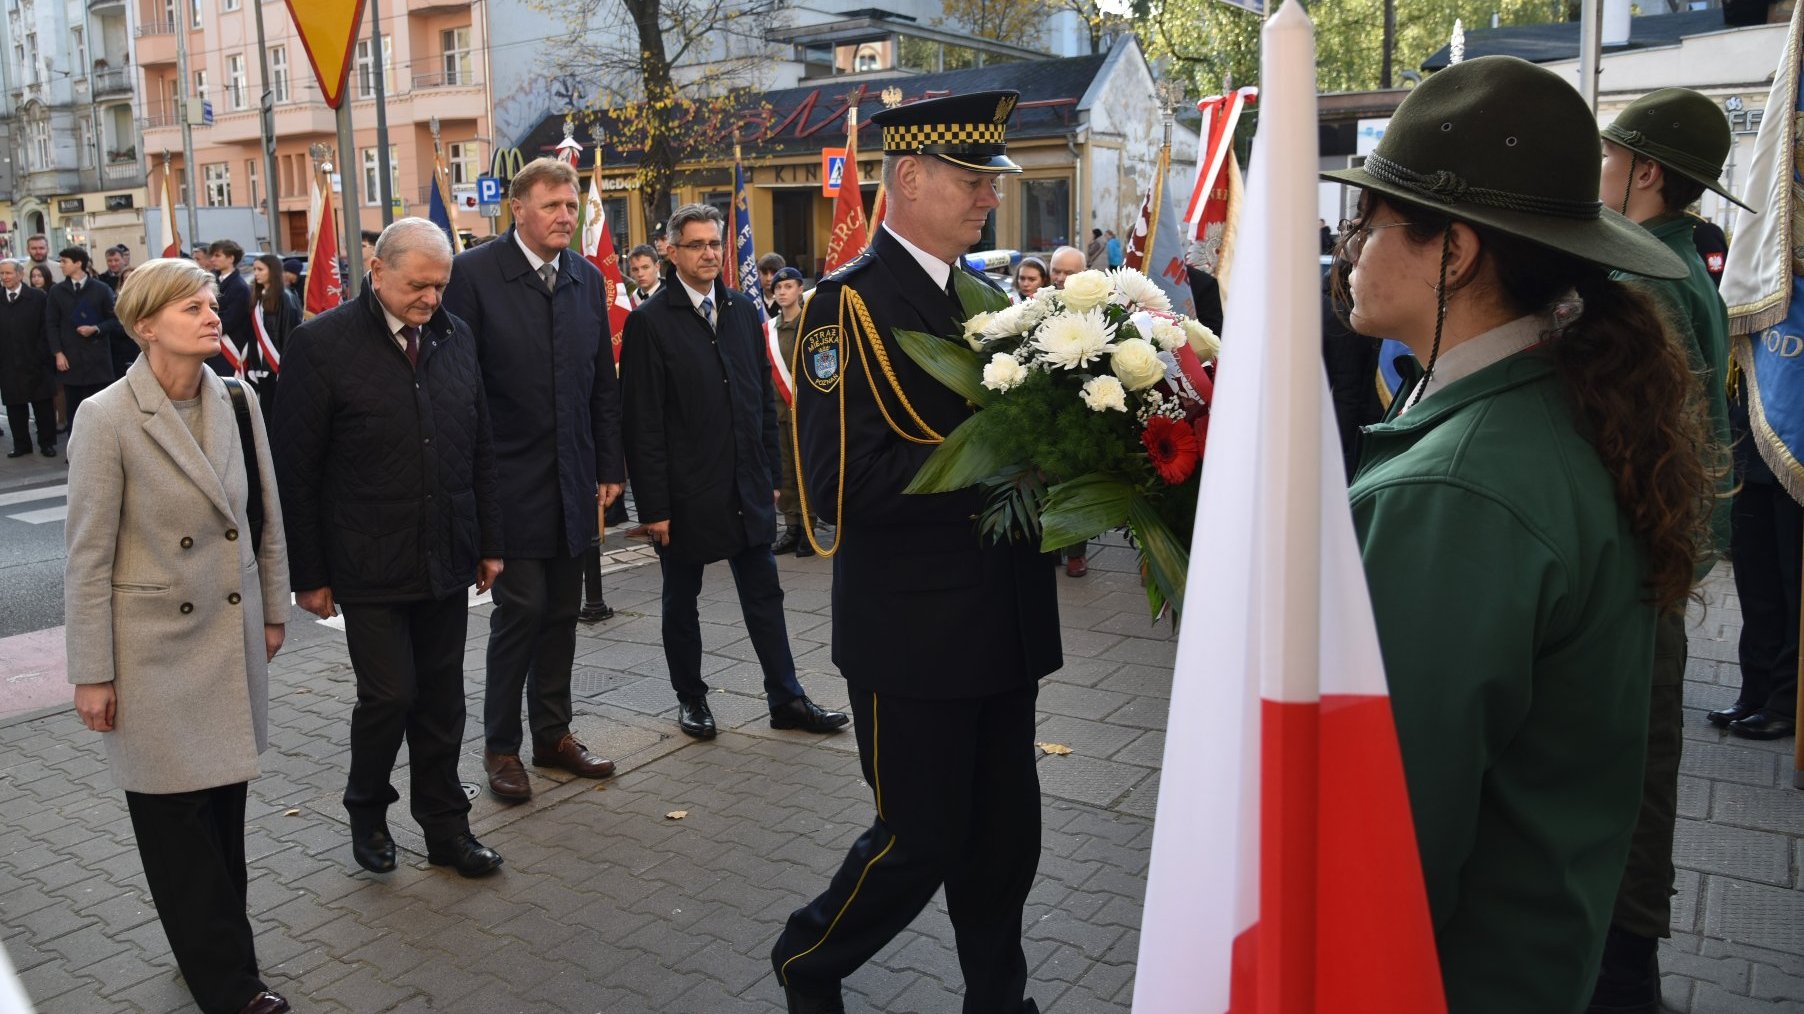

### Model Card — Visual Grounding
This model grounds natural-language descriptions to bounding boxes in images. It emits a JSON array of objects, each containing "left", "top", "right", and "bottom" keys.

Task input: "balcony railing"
[
  {"left": 93, "top": 67, "right": 132, "bottom": 97},
  {"left": 135, "top": 19, "right": 176, "bottom": 37}
]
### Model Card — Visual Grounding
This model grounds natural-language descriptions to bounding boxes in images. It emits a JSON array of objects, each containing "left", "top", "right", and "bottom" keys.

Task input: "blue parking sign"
[{"left": 477, "top": 176, "right": 502, "bottom": 205}]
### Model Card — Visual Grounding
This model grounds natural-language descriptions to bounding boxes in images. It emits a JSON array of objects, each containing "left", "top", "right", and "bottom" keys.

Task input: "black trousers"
[
  {"left": 484, "top": 554, "right": 581, "bottom": 755},
  {"left": 5, "top": 399, "right": 55, "bottom": 452},
  {"left": 341, "top": 594, "right": 473, "bottom": 840},
  {"left": 1730, "top": 480, "right": 1801, "bottom": 718},
  {"left": 62, "top": 382, "right": 106, "bottom": 429},
  {"left": 773, "top": 684, "right": 1042, "bottom": 1014},
  {"left": 658, "top": 542, "right": 805, "bottom": 706},
  {"left": 124, "top": 782, "right": 267, "bottom": 1014}
]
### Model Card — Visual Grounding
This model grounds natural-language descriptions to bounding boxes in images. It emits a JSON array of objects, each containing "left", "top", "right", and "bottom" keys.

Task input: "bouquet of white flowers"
[{"left": 898, "top": 267, "right": 1219, "bottom": 620}]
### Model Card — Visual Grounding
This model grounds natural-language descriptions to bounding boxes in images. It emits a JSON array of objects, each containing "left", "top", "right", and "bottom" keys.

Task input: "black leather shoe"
[
  {"left": 39, "top": 445, "right": 53, "bottom": 457},
  {"left": 772, "top": 531, "right": 799, "bottom": 555},
  {"left": 236, "top": 991, "right": 291, "bottom": 1014},
  {"left": 783, "top": 983, "right": 847, "bottom": 1014},
  {"left": 679, "top": 696, "right": 717, "bottom": 739},
  {"left": 1586, "top": 926, "right": 1659, "bottom": 1013},
  {"left": 350, "top": 822, "right": 396, "bottom": 874},
  {"left": 1707, "top": 702, "right": 1760, "bottom": 728},
  {"left": 5, "top": 449, "right": 26, "bottom": 459},
  {"left": 426, "top": 833, "right": 504, "bottom": 878},
  {"left": 795, "top": 537, "right": 816, "bottom": 558},
  {"left": 1728, "top": 710, "right": 1796, "bottom": 741},
  {"left": 770, "top": 696, "right": 849, "bottom": 734}
]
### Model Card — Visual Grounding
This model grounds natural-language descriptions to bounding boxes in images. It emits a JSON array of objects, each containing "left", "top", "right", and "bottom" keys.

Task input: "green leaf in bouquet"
[
  {"left": 978, "top": 468, "right": 1047, "bottom": 545},
  {"left": 1039, "top": 473, "right": 1133, "bottom": 551},
  {"left": 1128, "top": 491, "right": 1189, "bottom": 619},
  {"left": 894, "top": 328, "right": 993, "bottom": 408},
  {"left": 904, "top": 409, "right": 1019, "bottom": 494},
  {"left": 954, "top": 268, "right": 1013, "bottom": 318}
]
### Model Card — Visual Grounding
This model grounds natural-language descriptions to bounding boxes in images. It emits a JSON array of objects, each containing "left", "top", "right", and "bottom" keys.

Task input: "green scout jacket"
[
  {"left": 1612, "top": 212, "right": 1733, "bottom": 570},
  {"left": 1351, "top": 347, "right": 1653, "bottom": 1014}
]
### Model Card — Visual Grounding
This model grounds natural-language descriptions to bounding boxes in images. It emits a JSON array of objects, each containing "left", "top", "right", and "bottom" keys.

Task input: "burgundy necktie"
[{"left": 401, "top": 324, "right": 419, "bottom": 367}]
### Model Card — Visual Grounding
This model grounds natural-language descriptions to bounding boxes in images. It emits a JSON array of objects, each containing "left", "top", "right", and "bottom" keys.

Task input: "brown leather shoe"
[
  {"left": 531, "top": 732, "right": 617, "bottom": 778},
  {"left": 237, "top": 991, "right": 291, "bottom": 1014},
  {"left": 483, "top": 751, "right": 532, "bottom": 801}
]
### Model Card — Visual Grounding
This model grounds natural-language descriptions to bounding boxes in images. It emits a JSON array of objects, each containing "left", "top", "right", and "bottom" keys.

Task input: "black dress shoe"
[
  {"left": 426, "top": 833, "right": 504, "bottom": 877},
  {"left": 783, "top": 983, "right": 847, "bottom": 1014},
  {"left": 236, "top": 990, "right": 291, "bottom": 1014},
  {"left": 1707, "top": 701, "right": 1760, "bottom": 728},
  {"left": 795, "top": 537, "right": 816, "bottom": 558},
  {"left": 770, "top": 696, "right": 849, "bottom": 734},
  {"left": 5, "top": 449, "right": 26, "bottom": 459},
  {"left": 1728, "top": 710, "right": 1796, "bottom": 741},
  {"left": 772, "top": 531, "right": 799, "bottom": 555},
  {"left": 350, "top": 823, "right": 397, "bottom": 874},
  {"left": 679, "top": 696, "right": 717, "bottom": 739},
  {"left": 39, "top": 445, "right": 53, "bottom": 457}
]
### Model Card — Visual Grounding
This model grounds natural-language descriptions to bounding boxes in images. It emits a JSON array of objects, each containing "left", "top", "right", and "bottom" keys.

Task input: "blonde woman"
[{"left": 65, "top": 258, "right": 291, "bottom": 1014}]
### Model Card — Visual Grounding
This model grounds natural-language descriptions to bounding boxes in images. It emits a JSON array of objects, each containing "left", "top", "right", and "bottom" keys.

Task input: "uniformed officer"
[{"left": 770, "top": 90, "right": 1062, "bottom": 1014}]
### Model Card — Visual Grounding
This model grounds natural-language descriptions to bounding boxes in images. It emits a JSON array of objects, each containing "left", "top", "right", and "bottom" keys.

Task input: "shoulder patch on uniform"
[
  {"left": 825, "top": 247, "right": 876, "bottom": 283},
  {"left": 801, "top": 325, "right": 843, "bottom": 393}
]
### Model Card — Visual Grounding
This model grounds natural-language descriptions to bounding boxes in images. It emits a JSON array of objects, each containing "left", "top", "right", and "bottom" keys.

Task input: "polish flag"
[
  {"left": 1131, "top": 5, "right": 1444, "bottom": 1013},
  {"left": 304, "top": 173, "right": 343, "bottom": 318},
  {"left": 582, "top": 164, "right": 632, "bottom": 366}
]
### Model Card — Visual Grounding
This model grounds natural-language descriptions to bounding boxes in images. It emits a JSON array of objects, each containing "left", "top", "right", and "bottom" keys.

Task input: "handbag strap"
[{"left": 221, "top": 377, "right": 265, "bottom": 554}]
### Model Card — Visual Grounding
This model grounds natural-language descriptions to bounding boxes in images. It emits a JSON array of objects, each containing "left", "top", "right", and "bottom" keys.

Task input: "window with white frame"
[
  {"left": 223, "top": 0, "right": 240, "bottom": 10},
  {"left": 246, "top": 159, "right": 259, "bottom": 208},
  {"left": 72, "top": 28, "right": 85, "bottom": 76},
  {"left": 78, "top": 117, "right": 94, "bottom": 168},
  {"left": 193, "top": 68, "right": 208, "bottom": 100},
  {"left": 361, "top": 146, "right": 399, "bottom": 206},
  {"left": 27, "top": 117, "right": 49, "bottom": 171},
  {"left": 448, "top": 141, "right": 477, "bottom": 186},
  {"left": 227, "top": 54, "right": 246, "bottom": 110},
  {"left": 204, "top": 162, "right": 231, "bottom": 207},
  {"left": 190, "top": 0, "right": 202, "bottom": 29},
  {"left": 270, "top": 46, "right": 288, "bottom": 102},
  {"left": 353, "top": 37, "right": 392, "bottom": 99},
  {"left": 441, "top": 27, "right": 471, "bottom": 86}
]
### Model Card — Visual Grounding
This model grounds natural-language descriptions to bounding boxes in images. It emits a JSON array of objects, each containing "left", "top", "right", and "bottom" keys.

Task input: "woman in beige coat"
[{"left": 65, "top": 258, "right": 292, "bottom": 1014}]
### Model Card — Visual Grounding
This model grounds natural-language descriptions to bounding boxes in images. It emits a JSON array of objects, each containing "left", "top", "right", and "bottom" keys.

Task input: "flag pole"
[{"left": 1143, "top": 89, "right": 1177, "bottom": 277}]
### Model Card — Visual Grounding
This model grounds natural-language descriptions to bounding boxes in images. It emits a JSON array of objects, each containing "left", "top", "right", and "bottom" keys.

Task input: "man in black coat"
[
  {"left": 773, "top": 91, "right": 1061, "bottom": 1014},
  {"left": 0, "top": 259, "right": 56, "bottom": 457},
  {"left": 207, "top": 239, "right": 253, "bottom": 377},
  {"left": 619, "top": 204, "right": 847, "bottom": 741},
  {"left": 45, "top": 246, "right": 121, "bottom": 432},
  {"left": 274, "top": 218, "right": 507, "bottom": 880},
  {"left": 443, "top": 157, "right": 625, "bottom": 802}
]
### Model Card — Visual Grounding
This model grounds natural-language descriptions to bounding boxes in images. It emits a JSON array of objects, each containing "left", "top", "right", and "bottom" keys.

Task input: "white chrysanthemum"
[
  {"left": 1151, "top": 321, "right": 1186, "bottom": 352},
  {"left": 1182, "top": 317, "right": 1221, "bottom": 359},
  {"left": 1109, "top": 338, "right": 1165, "bottom": 391},
  {"left": 1080, "top": 375, "right": 1128, "bottom": 412},
  {"left": 981, "top": 352, "right": 1029, "bottom": 392},
  {"left": 1059, "top": 270, "right": 1114, "bottom": 312},
  {"left": 963, "top": 312, "right": 995, "bottom": 349},
  {"left": 1110, "top": 267, "right": 1171, "bottom": 311},
  {"left": 983, "top": 303, "right": 1028, "bottom": 338},
  {"left": 1017, "top": 291, "right": 1060, "bottom": 328},
  {"left": 1033, "top": 308, "right": 1115, "bottom": 370}
]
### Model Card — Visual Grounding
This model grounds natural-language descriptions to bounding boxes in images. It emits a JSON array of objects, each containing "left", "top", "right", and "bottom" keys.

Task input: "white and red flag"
[
  {"left": 1131, "top": 5, "right": 1444, "bottom": 1013},
  {"left": 304, "top": 171, "right": 343, "bottom": 318},
  {"left": 581, "top": 154, "right": 633, "bottom": 366}
]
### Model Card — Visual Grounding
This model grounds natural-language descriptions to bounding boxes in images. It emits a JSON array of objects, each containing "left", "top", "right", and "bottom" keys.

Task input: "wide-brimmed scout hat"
[
  {"left": 870, "top": 90, "right": 1024, "bottom": 174},
  {"left": 1322, "top": 56, "right": 1686, "bottom": 280},
  {"left": 1602, "top": 87, "right": 1756, "bottom": 213}
]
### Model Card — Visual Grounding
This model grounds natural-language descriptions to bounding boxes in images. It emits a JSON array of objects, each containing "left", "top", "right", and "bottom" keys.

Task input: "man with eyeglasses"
[
  {"left": 775, "top": 90, "right": 1060, "bottom": 1014},
  {"left": 619, "top": 203, "right": 847, "bottom": 742},
  {"left": 443, "top": 157, "right": 626, "bottom": 804}
]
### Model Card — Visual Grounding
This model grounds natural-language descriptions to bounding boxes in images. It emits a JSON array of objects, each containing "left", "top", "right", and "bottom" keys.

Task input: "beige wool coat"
[{"left": 65, "top": 357, "right": 289, "bottom": 794}]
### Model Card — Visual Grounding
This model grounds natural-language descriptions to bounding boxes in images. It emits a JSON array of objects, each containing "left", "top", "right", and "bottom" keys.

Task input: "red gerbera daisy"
[{"left": 1142, "top": 415, "right": 1199, "bottom": 485}]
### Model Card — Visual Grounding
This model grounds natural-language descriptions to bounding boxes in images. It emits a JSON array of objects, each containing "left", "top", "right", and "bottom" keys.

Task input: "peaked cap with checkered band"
[{"left": 870, "top": 90, "right": 1024, "bottom": 174}]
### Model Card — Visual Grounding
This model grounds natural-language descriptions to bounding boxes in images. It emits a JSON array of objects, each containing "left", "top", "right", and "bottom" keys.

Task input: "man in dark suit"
[
  {"left": 274, "top": 218, "right": 507, "bottom": 879},
  {"left": 626, "top": 244, "right": 661, "bottom": 304},
  {"left": 46, "top": 246, "right": 121, "bottom": 432},
  {"left": 95, "top": 244, "right": 128, "bottom": 292},
  {"left": 619, "top": 204, "right": 847, "bottom": 741},
  {"left": 444, "top": 157, "right": 625, "bottom": 802},
  {"left": 0, "top": 259, "right": 56, "bottom": 457},
  {"left": 773, "top": 91, "right": 1061, "bottom": 1014},
  {"left": 207, "top": 239, "right": 253, "bottom": 377}
]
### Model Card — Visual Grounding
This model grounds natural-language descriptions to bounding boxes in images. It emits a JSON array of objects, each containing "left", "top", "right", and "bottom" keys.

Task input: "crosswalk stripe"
[
  {"left": 7, "top": 504, "right": 67, "bottom": 525},
  {"left": 0, "top": 484, "right": 67, "bottom": 508}
]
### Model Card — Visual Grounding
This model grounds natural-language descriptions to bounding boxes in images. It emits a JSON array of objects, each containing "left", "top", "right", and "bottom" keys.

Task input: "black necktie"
[{"left": 400, "top": 324, "right": 419, "bottom": 367}]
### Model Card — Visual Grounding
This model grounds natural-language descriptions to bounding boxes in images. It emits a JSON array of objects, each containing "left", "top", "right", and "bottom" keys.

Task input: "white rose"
[
  {"left": 981, "top": 352, "right": 1029, "bottom": 392},
  {"left": 1109, "top": 338, "right": 1165, "bottom": 391},
  {"left": 1110, "top": 267, "right": 1172, "bottom": 311},
  {"left": 1182, "top": 318, "right": 1221, "bottom": 359},
  {"left": 1151, "top": 322, "right": 1186, "bottom": 353},
  {"left": 963, "top": 312, "right": 995, "bottom": 351},
  {"left": 1060, "top": 270, "right": 1114, "bottom": 312},
  {"left": 1080, "top": 375, "right": 1129, "bottom": 412}
]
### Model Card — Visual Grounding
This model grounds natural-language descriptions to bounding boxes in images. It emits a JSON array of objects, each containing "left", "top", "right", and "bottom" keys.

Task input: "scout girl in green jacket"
[{"left": 1322, "top": 57, "right": 1715, "bottom": 1014}]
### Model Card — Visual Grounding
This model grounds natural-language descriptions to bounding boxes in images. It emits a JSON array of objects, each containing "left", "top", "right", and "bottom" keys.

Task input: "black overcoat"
[
  {"left": 620, "top": 274, "right": 780, "bottom": 564},
  {"left": 443, "top": 230, "right": 624, "bottom": 559},
  {"left": 272, "top": 286, "right": 503, "bottom": 604},
  {"left": 0, "top": 287, "right": 55, "bottom": 404},
  {"left": 45, "top": 277, "right": 121, "bottom": 387},
  {"left": 792, "top": 227, "right": 1061, "bottom": 699}
]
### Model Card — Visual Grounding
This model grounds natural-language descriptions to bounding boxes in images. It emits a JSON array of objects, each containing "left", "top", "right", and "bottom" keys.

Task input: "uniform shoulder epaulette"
[{"left": 823, "top": 245, "right": 878, "bottom": 284}]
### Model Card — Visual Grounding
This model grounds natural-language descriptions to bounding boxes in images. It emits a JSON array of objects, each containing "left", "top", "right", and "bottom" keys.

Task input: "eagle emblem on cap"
[
  {"left": 881, "top": 86, "right": 904, "bottom": 108},
  {"left": 994, "top": 94, "right": 1017, "bottom": 123}
]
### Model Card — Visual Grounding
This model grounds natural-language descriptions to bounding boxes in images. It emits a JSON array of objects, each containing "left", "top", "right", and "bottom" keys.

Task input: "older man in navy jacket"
[{"left": 444, "top": 158, "right": 625, "bottom": 802}]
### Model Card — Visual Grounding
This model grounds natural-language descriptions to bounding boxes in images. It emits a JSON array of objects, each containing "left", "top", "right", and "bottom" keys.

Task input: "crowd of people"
[{"left": 19, "top": 64, "right": 1789, "bottom": 1014}]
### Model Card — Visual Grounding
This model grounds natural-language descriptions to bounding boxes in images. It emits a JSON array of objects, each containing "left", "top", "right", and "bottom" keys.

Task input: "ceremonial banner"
[
  {"left": 427, "top": 158, "right": 464, "bottom": 255},
  {"left": 581, "top": 156, "right": 632, "bottom": 366},
  {"left": 733, "top": 156, "right": 794, "bottom": 404},
  {"left": 1722, "top": 0, "right": 1804, "bottom": 499},
  {"left": 823, "top": 112, "right": 870, "bottom": 274},
  {"left": 1132, "top": 5, "right": 1444, "bottom": 1012},
  {"left": 157, "top": 161, "right": 182, "bottom": 258},
  {"left": 282, "top": 0, "right": 367, "bottom": 109},
  {"left": 1186, "top": 89, "right": 1257, "bottom": 259},
  {"left": 304, "top": 172, "right": 344, "bottom": 317}
]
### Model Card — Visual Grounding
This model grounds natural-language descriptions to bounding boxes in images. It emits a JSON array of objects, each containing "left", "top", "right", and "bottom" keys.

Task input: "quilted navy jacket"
[
  {"left": 272, "top": 286, "right": 503, "bottom": 603},
  {"left": 443, "top": 230, "right": 624, "bottom": 559}
]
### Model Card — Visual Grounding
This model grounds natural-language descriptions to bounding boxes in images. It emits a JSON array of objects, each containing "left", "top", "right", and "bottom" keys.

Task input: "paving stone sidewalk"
[{"left": 0, "top": 537, "right": 1798, "bottom": 1013}]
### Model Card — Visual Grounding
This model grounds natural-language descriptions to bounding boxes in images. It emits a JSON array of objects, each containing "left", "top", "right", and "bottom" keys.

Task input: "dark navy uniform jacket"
[{"left": 793, "top": 227, "right": 1061, "bottom": 699}]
